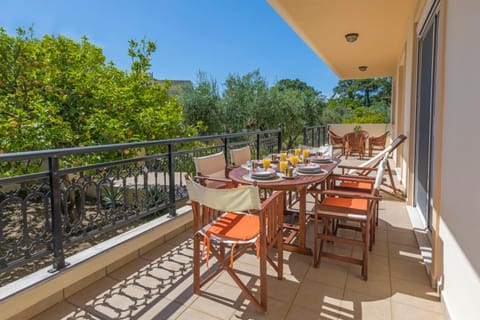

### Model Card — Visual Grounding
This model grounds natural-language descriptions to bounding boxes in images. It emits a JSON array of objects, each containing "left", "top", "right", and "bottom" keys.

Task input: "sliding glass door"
[{"left": 414, "top": 8, "right": 439, "bottom": 230}]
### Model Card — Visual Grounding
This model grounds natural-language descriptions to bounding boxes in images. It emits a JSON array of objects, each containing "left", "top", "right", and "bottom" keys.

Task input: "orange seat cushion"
[
  {"left": 206, "top": 212, "right": 259, "bottom": 241},
  {"left": 339, "top": 181, "right": 373, "bottom": 191},
  {"left": 322, "top": 197, "right": 368, "bottom": 211}
]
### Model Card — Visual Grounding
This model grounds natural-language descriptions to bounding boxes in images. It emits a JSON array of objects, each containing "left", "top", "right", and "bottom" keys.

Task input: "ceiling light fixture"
[
  {"left": 345, "top": 33, "right": 359, "bottom": 42},
  {"left": 358, "top": 65, "right": 368, "bottom": 72}
]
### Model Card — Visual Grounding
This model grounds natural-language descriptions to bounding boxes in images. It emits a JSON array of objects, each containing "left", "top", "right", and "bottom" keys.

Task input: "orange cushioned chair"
[
  {"left": 329, "top": 153, "right": 390, "bottom": 233},
  {"left": 310, "top": 156, "right": 387, "bottom": 280},
  {"left": 185, "top": 175, "right": 284, "bottom": 312}
]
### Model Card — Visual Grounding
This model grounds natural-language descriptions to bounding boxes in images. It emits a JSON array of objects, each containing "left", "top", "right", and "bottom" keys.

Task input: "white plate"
[
  {"left": 279, "top": 173, "right": 298, "bottom": 179},
  {"left": 297, "top": 164, "right": 321, "bottom": 172},
  {"left": 251, "top": 173, "right": 278, "bottom": 180},
  {"left": 251, "top": 169, "right": 275, "bottom": 178},
  {"left": 297, "top": 169, "right": 327, "bottom": 175},
  {"left": 311, "top": 157, "right": 333, "bottom": 164}
]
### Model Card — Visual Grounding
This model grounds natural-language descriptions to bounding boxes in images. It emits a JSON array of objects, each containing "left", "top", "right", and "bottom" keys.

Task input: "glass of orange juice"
[
  {"left": 280, "top": 151, "right": 287, "bottom": 161},
  {"left": 290, "top": 155, "right": 299, "bottom": 167},
  {"left": 279, "top": 160, "right": 288, "bottom": 173},
  {"left": 302, "top": 149, "right": 310, "bottom": 159},
  {"left": 294, "top": 148, "right": 301, "bottom": 156},
  {"left": 262, "top": 158, "right": 271, "bottom": 169}
]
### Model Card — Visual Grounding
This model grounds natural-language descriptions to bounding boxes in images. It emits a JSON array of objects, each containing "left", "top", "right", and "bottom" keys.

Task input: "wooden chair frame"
[
  {"left": 328, "top": 129, "right": 345, "bottom": 157},
  {"left": 329, "top": 153, "right": 390, "bottom": 229},
  {"left": 186, "top": 176, "right": 284, "bottom": 312},
  {"left": 368, "top": 131, "right": 390, "bottom": 157},
  {"left": 344, "top": 131, "right": 367, "bottom": 160},
  {"left": 340, "top": 134, "right": 407, "bottom": 197},
  {"left": 309, "top": 158, "right": 386, "bottom": 280}
]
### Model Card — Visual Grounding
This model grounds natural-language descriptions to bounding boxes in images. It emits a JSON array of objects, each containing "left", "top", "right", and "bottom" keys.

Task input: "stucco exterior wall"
[
  {"left": 327, "top": 123, "right": 391, "bottom": 139},
  {"left": 437, "top": 0, "right": 480, "bottom": 318}
]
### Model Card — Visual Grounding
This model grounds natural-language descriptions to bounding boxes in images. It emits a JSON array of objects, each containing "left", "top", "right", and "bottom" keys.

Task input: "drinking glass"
[
  {"left": 279, "top": 151, "right": 287, "bottom": 161},
  {"left": 263, "top": 158, "right": 271, "bottom": 169},
  {"left": 302, "top": 149, "right": 310, "bottom": 159},
  {"left": 290, "top": 155, "right": 299, "bottom": 167},
  {"left": 279, "top": 160, "right": 288, "bottom": 173},
  {"left": 285, "top": 166, "right": 294, "bottom": 177}
]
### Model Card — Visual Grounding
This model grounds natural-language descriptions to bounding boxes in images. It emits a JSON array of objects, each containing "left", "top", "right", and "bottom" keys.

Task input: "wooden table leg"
[{"left": 282, "top": 186, "right": 312, "bottom": 255}]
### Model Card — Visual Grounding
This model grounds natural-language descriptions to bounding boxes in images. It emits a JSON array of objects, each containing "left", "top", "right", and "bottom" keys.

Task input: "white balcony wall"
[{"left": 437, "top": 1, "right": 480, "bottom": 318}]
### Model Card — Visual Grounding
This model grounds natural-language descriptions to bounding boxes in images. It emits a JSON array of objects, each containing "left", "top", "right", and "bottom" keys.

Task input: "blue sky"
[{"left": 1, "top": 0, "right": 339, "bottom": 96}]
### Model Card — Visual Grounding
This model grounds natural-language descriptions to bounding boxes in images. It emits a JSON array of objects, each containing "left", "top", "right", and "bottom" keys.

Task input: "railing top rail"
[{"left": 0, "top": 129, "right": 281, "bottom": 162}]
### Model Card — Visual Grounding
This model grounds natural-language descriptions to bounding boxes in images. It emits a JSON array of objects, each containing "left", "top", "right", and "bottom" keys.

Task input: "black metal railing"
[
  {"left": 0, "top": 128, "right": 281, "bottom": 276},
  {"left": 303, "top": 125, "right": 328, "bottom": 147}
]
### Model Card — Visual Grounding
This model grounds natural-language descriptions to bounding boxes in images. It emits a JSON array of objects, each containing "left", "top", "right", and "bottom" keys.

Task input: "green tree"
[
  {"left": 178, "top": 71, "right": 222, "bottom": 135},
  {"left": 328, "top": 77, "right": 391, "bottom": 123},
  {"left": 222, "top": 69, "right": 270, "bottom": 132},
  {"left": 271, "top": 79, "right": 326, "bottom": 149},
  {"left": 332, "top": 78, "right": 391, "bottom": 107},
  {"left": 0, "top": 27, "right": 197, "bottom": 160}
]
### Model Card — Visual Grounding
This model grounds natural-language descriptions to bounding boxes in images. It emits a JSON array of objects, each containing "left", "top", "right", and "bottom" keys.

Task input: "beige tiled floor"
[{"left": 32, "top": 190, "right": 446, "bottom": 320}]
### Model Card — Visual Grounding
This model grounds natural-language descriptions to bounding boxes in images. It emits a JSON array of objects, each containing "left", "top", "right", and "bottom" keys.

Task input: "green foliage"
[
  {"left": 270, "top": 79, "right": 325, "bottom": 149},
  {"left": 0, "top": 27, "right": 198, "bottom": 165},
  {"left": 179, "top": 72, "right": 326, "bottom": 149},
  {"left": 322, "top": 99, "right": 353, "bottom": 124},
  {"left": 101, "top": 186, "right": 124, "bottom": 209},
  {"left": 222, "top": 69, "right": 271, "bottom": 132},
  {"left": 146, "top": 186, "right": 167, "bottom": 209},
  {"left": 178, "top": 71, "right": 222, "bottom": 135},
  {"left": 329, "top": 78, "right": 391, "bottom": 124},
  {"left": 332, "top": 78, "right": 391, "bottom": 107}
]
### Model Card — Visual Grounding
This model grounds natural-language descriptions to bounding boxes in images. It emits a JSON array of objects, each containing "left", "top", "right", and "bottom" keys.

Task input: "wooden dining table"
[{"left": 229, "top": 159, "right": 340, "bottom": 255}]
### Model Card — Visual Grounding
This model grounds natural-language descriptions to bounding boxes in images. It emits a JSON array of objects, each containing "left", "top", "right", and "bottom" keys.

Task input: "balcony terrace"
[
  {"left": 27, "top": 162, "right": 445, "bottom": 320},
  {"left": 0, "top": 127, "right": 446, "bottom": 319}
]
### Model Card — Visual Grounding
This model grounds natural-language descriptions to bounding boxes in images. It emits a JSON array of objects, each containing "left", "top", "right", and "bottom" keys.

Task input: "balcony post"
[
  {"left": 168, "top": 144, "right": 176, "bottom": 217},
  {"left": 277, "top": 124, "right": 283, "bottom": 153},
  {"left": 303, "top": 125, "right": 307, "bottom": 146},
  {"left": 311, "top": 128, "right": 315, "bottom": 146},
  {"left": 223, "top": 137, "right": 228, "bottom": 164},
  {"left": 324, "top": 125, "right": 329, "bottom": 145},
  {"left": 48, "top": 156, "right": 66, "bottom": 271},
  {"left": 256, "top": 134, "right": 260, "bottom": 160}
]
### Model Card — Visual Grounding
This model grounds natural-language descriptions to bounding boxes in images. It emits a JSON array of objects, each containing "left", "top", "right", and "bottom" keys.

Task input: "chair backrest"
[
  {"left": 374, "top": 131, "right": 389, "bottom": 141},
  {"left": 369, "top": 131, "right": 390, "bottom": 148},
  {"left": 348, "top": 134, "right": 407, "bottom": 175},
  {"left": 360, "top": 130, "right": 369, "bottom": 139},
  {"left": 193, "top": 151, "right": 227, "bottom": 179},
  {"left": 344, "top": 132, "right": 365, "bottom": 150},
  {"left": 230, "top": 146, "right": 252, "bottom": 166},
  {"left": 328, "top": 130, "right": 345, "bottom": 149},
  {"left": 186, "top": 176, "right": 261, "bottom": 212},
  {"left": 328, "top": 129, "right": 341, "bottom": 138}
]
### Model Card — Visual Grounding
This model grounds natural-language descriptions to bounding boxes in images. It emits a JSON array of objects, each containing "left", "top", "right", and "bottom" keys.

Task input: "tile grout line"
[{"left": 282, "top": 252, "right": 311, "bottom": 320}]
